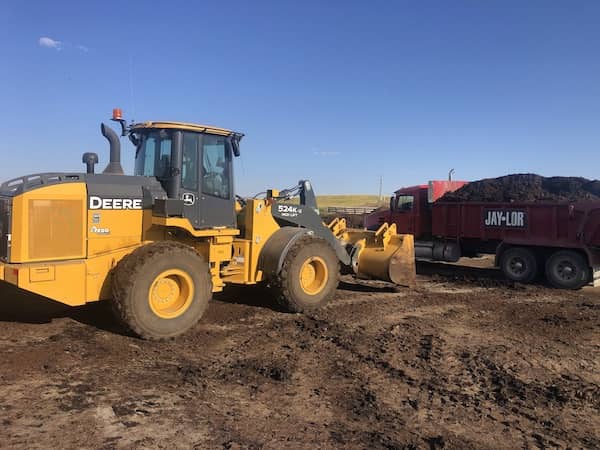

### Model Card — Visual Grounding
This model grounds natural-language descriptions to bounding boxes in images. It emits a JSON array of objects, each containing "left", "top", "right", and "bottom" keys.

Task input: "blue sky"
[{"left": 1, "top": 0, "right": 599, "bottom": 195}]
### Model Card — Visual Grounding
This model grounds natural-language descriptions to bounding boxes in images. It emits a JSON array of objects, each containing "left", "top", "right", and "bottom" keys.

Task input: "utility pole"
[{"left": 378, "top": 175, "right": 383, "bottom": 205}]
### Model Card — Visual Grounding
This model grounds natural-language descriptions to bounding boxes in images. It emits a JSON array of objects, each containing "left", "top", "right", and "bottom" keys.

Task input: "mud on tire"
[
  {"left": 111, "top": 241, "right": 212, "bottom": 340},
  {"left": 273, "top": 236, "right": 340, "bottom": 313}
]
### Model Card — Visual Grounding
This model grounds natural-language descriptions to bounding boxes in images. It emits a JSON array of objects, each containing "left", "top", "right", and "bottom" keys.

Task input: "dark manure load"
[{"left": 440, "top": 174, "right": 600, "bottom": 203}]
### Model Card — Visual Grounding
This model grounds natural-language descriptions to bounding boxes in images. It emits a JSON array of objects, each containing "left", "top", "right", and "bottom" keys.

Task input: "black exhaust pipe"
[{"left": 101, "top": 123, "right": 124, "bottom": 175}]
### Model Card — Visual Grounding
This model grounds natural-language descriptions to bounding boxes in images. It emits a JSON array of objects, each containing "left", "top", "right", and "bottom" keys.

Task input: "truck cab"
[
  {"left": 388, "top": 185, "right": 431, "bottom": 237},
  {"left": 365, "top": 180, "right": 467, "bottom": 237}
]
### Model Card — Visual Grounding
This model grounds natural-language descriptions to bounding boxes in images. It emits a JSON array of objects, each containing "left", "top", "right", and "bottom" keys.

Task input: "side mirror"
[
  {"left": 231, "top": 132, "right": 244, "bottom": 157},
  {"left": 231, "top": 139, "right": 240, "bottom": 157}
]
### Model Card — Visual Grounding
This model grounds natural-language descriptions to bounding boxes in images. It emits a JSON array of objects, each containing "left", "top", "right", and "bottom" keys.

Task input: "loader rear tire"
[
  {"left": 273, "top": 236, "right": 339, "bottom": 313},
  {"left": 111, "top": 242, "right": 212, "bottom": 340}
]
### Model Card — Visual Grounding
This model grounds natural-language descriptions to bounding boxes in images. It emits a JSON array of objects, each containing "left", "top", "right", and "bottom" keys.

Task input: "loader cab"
[{"left": 131, "top": 122, "right": 243, "bottom": 229}]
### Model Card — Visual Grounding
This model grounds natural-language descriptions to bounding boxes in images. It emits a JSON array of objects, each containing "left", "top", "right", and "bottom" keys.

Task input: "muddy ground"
[{"left": 0, "top": 259, "right": 599, "bottom": 449}]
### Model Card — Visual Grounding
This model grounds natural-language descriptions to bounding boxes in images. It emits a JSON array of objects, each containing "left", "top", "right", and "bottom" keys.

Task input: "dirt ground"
[{"left": 0, "top": 259, "right": 599, "bottom": 449}]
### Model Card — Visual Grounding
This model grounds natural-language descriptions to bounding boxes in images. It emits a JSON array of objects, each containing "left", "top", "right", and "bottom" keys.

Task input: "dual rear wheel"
[
  {"left": 500, "top": 246, "right": 589, "bottom": 289},
  {"left": 545, "top": 250, "right": 589, "bottom": 290}
]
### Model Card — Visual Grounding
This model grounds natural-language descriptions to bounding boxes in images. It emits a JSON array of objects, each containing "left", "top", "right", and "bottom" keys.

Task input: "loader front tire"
[
  {"left": 274, "top": 236, "right": 339, "bottom": 313},
  {"left": 111, "top": 242, "right": 212, "bottom": 340}
]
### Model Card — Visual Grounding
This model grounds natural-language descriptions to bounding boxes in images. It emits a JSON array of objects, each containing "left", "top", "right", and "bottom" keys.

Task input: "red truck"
[{"left": 365, "top": 181, "right": 600, "bottom": 289}]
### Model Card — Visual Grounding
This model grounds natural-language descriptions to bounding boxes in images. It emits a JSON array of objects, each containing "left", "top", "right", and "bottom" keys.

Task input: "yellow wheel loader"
[{"left": 0, "top": 110, "right": 415, "bottom": 339}]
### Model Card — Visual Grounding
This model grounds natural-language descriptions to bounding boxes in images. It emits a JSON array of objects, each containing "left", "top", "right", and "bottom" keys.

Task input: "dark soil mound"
[{"left": 440, "top": 174, "right": 600, "bottom": 203}]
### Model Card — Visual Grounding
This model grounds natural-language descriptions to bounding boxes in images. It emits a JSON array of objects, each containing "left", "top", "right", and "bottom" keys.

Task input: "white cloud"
[
  {"left": 39, "top": 36, "right": 62, "bottom": 50},
  {"left": 76, "top": 44, "right": 89, "bottom": 53}
]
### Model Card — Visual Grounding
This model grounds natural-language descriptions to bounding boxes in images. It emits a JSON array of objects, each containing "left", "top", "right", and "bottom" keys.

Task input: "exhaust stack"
[{"left": 101, "top": 123, "right": 124, "bottom": 175}]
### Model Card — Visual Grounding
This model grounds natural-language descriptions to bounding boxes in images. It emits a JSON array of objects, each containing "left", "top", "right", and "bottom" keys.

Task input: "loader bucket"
[
  {"left": 329, "top": 220, "right": 416, "bottom": 287},
  {"left": 355, "top": 233, "right": 416, "bottom": 287}
]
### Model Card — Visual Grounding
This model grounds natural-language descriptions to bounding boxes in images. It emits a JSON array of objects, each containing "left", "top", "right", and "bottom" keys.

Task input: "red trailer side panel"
[{"left": 432, "top": 202, "right": 600, "bottom": 248}]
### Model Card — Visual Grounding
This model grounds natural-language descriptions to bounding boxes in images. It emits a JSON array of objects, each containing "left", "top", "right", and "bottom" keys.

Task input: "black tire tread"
[
  {"left": 111, "top": 241, "right": 212, "bottom": 340},
  {"left": 500, "top": 247, "right": 538, "bottom": 284},
  {"left": 272, "top": 236, "right": 340, "bottom": 313},
  {"left": 545, "top": 250, "right": 589, "bottom": 290}
]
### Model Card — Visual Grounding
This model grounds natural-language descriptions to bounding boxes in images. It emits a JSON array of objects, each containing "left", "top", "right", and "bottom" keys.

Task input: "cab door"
[
  {"left": 198, "top": 134, "right": 236, "bottom": 229},
  {"left": 179, "top": 132, "right": 235, "bottom": 229},
  {"left": 179, "top": 132, "right": 202, "bottom": 227},
  {"left": 390, "top": 193, "right": 417, "bottom": 235}
]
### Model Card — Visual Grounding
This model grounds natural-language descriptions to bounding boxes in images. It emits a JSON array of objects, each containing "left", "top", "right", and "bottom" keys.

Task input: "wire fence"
[{"left": 326, "top": 206, "right": 378, "bottom": 215}]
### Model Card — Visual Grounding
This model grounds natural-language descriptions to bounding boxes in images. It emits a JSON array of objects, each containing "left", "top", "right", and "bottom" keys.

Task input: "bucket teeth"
[{"left": 327, "top": 219, "right": 416, "bottom": 287}]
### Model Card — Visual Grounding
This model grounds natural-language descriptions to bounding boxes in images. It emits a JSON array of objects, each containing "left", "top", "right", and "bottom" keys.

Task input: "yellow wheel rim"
[
  {"left": 148, "top": 269, "right": 194, "bottom": 319},
  {"left": 299, "top": 256, "right": 328, "bottom": 295}
]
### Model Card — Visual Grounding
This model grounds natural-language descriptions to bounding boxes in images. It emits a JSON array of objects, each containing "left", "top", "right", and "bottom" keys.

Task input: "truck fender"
[{"left": 258, "top": 227, "right": 310, "bottom": 279}]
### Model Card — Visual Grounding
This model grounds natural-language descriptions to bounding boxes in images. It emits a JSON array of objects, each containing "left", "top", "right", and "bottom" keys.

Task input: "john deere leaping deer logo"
[{"left": 182, "top": 193, "right": 196, "bottom": 206}]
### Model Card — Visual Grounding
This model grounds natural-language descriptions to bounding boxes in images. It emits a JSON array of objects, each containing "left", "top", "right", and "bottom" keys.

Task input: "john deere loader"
[{"left": 0, "top": 110, "right": 415, "bottom": 339}]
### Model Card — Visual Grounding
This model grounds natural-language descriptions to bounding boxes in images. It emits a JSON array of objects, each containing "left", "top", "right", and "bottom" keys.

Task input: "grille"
[
  {"left": 0, "top": 197, "right": 11, "bottom": 261},
  {"left": 28, "top": 199, "right": 84, "bottom": 260}
]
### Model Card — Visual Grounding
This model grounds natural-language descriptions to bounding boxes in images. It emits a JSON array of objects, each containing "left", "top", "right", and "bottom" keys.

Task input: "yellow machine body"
[
  {"left": 0, "top": 185, "right": 415, "bottom": 307},
  {"left": 0, "top": 119, "right": 416, "bottom": 312}
]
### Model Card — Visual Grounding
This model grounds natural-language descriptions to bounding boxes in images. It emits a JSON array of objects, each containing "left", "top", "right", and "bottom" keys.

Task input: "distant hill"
[{"left": 315, "top": 195, "right": 383, "bottom": 208}]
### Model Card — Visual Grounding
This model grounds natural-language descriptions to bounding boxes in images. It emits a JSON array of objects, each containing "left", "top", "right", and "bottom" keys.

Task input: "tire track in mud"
[
  {"left": 280, "top": 307, "right": 471, "bottom": 448},
  {"left": 0, "top": 277, "right": 599, "bottom": 449},
  {"left": 277, "top": 289, "right": 600, "bottom": 449}
]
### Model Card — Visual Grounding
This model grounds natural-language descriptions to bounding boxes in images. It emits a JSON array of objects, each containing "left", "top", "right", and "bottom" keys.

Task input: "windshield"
[
  {"left": 393, "top": 195, "right": 414, "bottom": 211},
  {"left": 134, "top": 130, "right": 172, "bottom": 179}
]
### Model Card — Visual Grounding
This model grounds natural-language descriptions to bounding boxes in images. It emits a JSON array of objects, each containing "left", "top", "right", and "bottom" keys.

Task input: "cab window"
[
  {"left": 181, "top": 132, "right": 199, "bottom": 190},
  {"left": 139, "top": 136, "right": 156, "bottom": 176},
  {"left": 202, "top": 134, "right": 230, "bottom": 199},
  {"left": 157, "top": 139, "right": 172, "bottom": 179},
  {"left": 395, "top": 195, "right": 414, "bottom": 211},
  {"left": 134, "top": 130, "right": 172, "bottom": 179}
]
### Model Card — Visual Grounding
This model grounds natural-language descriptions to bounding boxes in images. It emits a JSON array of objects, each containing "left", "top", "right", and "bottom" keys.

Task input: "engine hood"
[{"left": 0, "top": 173, "right": 166, "bottom": 210}]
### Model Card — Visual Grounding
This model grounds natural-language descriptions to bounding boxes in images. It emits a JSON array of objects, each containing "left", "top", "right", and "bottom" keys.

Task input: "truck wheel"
[
  {"left": 273, "top": 236, "right": 340, "bottom": 313},
  {"left": 545, "top": 250, "right": 589, "bottom": 290},
  {"left": 500, "top": 247, "right": 538, "bottom": 283},
  {"left": 112, "top": 242, "right": 212, "bottom": 340}
]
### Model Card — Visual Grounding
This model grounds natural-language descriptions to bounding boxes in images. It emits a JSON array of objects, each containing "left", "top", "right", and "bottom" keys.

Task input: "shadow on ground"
[
  {"left": 338, "top": 280, "right": 398, "bottom": 293},
  {"left": 213, "top": 283, "right": 285, "bottom": 312},
  {"left": 0, "top": 281, "right": 128, "bottom": 335},
  {"left": 416, "top": 260, "right": 503, "bottom": 279}
]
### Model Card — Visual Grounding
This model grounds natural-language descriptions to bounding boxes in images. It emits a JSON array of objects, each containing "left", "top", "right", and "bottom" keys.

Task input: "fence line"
[{"left": 326, "top": 206, "right": 378, "bottom": 215}]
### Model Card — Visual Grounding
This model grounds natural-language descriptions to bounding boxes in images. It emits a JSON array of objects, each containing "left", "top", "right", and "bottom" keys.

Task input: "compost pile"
[{"left": 440, "top": 174, "right": 600, "bottom": 203}]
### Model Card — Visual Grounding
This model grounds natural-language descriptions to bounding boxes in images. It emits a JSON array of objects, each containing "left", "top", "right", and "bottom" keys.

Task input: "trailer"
[{"left": 365, "top": 181, "right": 600, "bottom": 289}]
